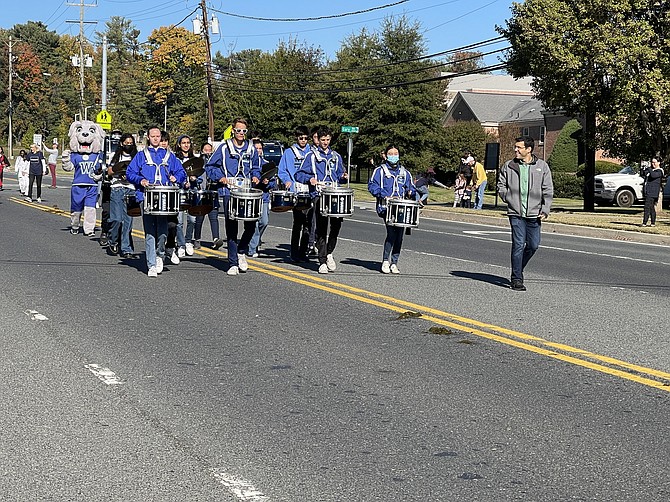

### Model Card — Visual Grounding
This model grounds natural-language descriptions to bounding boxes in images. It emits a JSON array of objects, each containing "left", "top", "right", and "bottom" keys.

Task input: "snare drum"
[
  {"left": 293, "top": 192, "right": 312, "bottom": 211},
  {"left": 228, "top": 188, "right": 263, "bottom": 221},
  {"left": 385, "top": 198, "right": 420, "bottom": 228},
  {"left": 124, "top": 194, "right": 142, "bottom": 217},
  {"left": 319, "top": 186, "right": 354, "bottom": 218},
  {"left": 270, "top": 190, "right": 295, "bottom": 212},
  {"left": 179, "top": 189, "right": 196, "bottom": 211},
  {"left": 143, "top": 185, "right": 180, "bottom": 216},
  {"left": 188, "top": 190, "right": 217, "bottom": 216}
]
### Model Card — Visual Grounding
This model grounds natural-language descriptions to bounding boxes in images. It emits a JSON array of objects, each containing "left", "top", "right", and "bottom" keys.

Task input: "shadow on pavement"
[{"left": 450, "top": 270, "right": 510, "bottom": 288}]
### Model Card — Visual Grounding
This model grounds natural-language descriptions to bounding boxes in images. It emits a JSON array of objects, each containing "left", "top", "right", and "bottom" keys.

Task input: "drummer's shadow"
[{"left": 341, "top": 257, "right": 381, "bottom": 273}]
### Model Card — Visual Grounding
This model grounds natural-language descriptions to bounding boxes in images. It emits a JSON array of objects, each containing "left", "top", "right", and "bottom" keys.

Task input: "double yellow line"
[{"left": 16, "top": 196, "right": 670, "bottom": 392}]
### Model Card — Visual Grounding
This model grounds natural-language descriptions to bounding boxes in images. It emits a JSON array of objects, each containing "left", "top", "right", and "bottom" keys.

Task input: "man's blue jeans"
[
  {"left": 508, "top": 215, "right": 541, "bottom": 281},
  {"left": 248, "top": 200, "right": 270, "bottom": 255},
  {"left": 109, "top": 186, "right": 134, "bottom": 254},
  {"left": 474, "top": 180, "right": 487, "bottom": 209}
]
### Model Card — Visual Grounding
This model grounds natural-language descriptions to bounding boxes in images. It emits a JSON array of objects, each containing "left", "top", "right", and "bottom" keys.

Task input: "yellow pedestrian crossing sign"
[{"left": 96, "top": 110, "right": 112, "bottom": 130}]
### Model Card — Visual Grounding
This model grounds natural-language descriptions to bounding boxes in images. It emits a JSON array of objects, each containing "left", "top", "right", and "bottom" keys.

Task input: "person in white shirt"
[
  {"left": 43, "top": 140, "right": 59, "bottom": 188},
  {"left": 14, "top": 149, "right": 30, "bottom": 195}
]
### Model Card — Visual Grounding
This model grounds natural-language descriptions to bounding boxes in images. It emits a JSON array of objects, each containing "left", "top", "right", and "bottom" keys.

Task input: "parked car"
[
  {"left": 594, "top": 166, "right": 644, "bottom": 208},
  {"left": 262, "top": 140, "right": 284, "bottom": 166}
]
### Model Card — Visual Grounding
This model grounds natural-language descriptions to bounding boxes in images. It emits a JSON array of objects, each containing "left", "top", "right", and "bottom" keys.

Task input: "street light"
[{"left": 84, "top": 105, "right": 94, "bottom": 121}]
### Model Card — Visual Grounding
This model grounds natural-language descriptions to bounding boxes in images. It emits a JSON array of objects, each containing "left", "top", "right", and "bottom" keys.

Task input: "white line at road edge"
[
  {"left": 84, "top": 364, "right": 124, "bottom": 385},
  {"left": 211, "top": 470, "right": 269, "bottom": 501}
]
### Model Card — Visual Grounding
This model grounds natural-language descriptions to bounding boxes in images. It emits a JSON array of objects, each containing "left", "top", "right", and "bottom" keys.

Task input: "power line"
[
  {"left": 211, "top": 0, "right": 409, "bottom": 22},
  {"left": 217, "top": 37, "right": 505, "bottom": 79},
  {"left": 208, "top": 62, "right": 507, "bottom": 95},
  {"left": 214, "top": 47, "right": 508, "bottom": 86}
]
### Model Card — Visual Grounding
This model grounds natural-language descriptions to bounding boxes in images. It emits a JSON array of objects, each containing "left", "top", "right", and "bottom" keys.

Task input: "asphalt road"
[{"left": 1, "top": 183, "right": 668, "bottom": 501}]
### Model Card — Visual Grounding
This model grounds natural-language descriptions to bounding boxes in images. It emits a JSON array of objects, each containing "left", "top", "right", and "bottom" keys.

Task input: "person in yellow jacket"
[{"left": 469, "top": 155, "right": 488, "bottom": 209}]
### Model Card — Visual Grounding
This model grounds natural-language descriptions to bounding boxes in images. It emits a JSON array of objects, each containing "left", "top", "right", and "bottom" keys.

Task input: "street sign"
[
  {"left": 341, "top": 126, "right": 359, "bottom": 134},
  {"left": 96, "top": 110, "right": 112, "bottom": 130}
]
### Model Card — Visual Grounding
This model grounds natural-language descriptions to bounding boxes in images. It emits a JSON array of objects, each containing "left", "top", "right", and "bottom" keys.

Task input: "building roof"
[
  {"left": 444, "top": 73, "right": 534, "bottom": 95},
  {"left": 456, "top": 91, "right": 544, "bottom": 124}
]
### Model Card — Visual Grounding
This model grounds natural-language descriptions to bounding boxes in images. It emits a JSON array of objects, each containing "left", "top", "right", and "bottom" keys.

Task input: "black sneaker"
[
  {"left": 511, "top": 279, "right": 526, "bottom": 291},
  {"left": 109, "top": 243, "right": 119, "bottom": 255},
  {"left": 212, "top": 237, "right": 224, "bottom": 250},
  {"left": 99, "top": 233, "right": 109, "bottom": 247}
]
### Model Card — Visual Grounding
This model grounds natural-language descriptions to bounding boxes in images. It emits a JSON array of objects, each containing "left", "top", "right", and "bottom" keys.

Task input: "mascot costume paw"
[{"left": 67, "top": 120, "right": 105, "bottom": 236}]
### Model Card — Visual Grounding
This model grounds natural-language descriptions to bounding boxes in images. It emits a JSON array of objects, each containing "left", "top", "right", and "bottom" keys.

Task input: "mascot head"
[{"left": 68, "top": 120, "right": 105, "bottom": 154}]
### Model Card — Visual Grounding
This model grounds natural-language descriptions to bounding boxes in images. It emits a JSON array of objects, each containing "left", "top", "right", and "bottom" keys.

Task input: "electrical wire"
[
  {"left": 217, "top": 36, "right": 505, "bottom": 79},
  {"left": 211, "top": 0, "right": 409, "bottom": 22}
]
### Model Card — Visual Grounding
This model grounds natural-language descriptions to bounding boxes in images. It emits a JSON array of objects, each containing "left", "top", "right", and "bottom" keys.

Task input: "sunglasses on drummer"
[{"left": 233, "top": 128, "right": 248, "bottom": 134}]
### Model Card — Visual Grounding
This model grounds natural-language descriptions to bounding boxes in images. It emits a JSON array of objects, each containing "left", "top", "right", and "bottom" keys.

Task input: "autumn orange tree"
[{"left": 146, "top": 26, "right": 207, "bottom": 138}]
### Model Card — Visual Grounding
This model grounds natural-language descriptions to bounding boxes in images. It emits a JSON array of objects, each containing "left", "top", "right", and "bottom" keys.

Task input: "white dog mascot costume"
[{"left": 65, "top": 120, "right": 105, "bottom": 235}]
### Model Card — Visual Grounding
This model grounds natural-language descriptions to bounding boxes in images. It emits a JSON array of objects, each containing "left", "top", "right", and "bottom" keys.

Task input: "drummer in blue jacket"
[
  {"left": 204, "top": 118, "right": 261, "bottom": 276},
  {"left": 126, "top": 126, "right": 186, "bottom": 277},
  {"left": 295, "top": 126, "right": 348, "bottom": 274},
  {"left": 368, "top": 145, "right": 416, "bottom": 274},
  {"left": 278, "top": 125, "right": 312, "bottom": 262}
]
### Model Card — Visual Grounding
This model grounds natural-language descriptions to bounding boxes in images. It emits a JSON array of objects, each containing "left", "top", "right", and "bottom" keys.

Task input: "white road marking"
[
  {"left": 210, "top": 470, "right": 269, "bottom": 501},
  {"left": 24, "top": 309, "right": 49, "bottom": 321},
  {"left": 84, "top": 364, "right": 124, "bottom": 385}
]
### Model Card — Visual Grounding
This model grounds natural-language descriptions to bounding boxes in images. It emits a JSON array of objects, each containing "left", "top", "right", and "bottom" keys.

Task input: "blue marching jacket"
[
  {"left": 368, "top": 162, "right": 416, "bottom": 215},
  {"left": 278, "top": 143, "right": 311, "bottom": 193},
  {"left": 126, "top": 146, "right": 186, "bottom": 202},
  {"left": 71, "top": 152, "right": 104, "bottom": 186},
  {"left": 295, "top": 147, "right": 347, "bottom": 198},
  {"left": 205, "top": 139, "right": 262, "bottom": 198}
]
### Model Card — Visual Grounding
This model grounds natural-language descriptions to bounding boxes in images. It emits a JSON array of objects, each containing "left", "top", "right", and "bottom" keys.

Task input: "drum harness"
[
  {"left": 142, "top": 148, "right": 173, "bottom": 187},
  {"left": 377, "top": 163, "right": 409, "bottom": 210},
  {"left": 224, "top": 139, "right": 255, "bottom": 188},
  {"left": 308, "top": 150, "right": 341, "bottom": 194},
  {"left": 289, "top": 144, "right": 309, "bottom": 193}
]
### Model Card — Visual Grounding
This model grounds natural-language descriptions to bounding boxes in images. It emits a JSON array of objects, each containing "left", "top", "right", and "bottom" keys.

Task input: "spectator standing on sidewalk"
[
  {"left": 0, "top": 146, "right": 10, "bottom": 190},
  {"left": 470, "top": 155, "right": 488, "bottom": 209},
  {"left": 497, "top": 136, "right": 553, "bottom": 291},
  {"left": 15, "top": 149, "right": 29, "bottom": 195},
  {"left": 43, "top": 139, "right": 59, "bottom": 189},
  {"left": 642, "top": 158, "right": 663, "bottom": 227}
]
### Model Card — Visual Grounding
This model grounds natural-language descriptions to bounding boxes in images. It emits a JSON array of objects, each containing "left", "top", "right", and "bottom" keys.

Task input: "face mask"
[
  {"left": 387, "top": 154, "right": 399, "bottom": 165},
  {"left": 122, "top": 144, "right": 134, "bottom": 153}
]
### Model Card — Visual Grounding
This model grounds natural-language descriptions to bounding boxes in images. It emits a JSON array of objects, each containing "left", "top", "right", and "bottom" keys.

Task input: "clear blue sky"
[{"left": 4, "top": 0, "right": 515, "bottom": 67}]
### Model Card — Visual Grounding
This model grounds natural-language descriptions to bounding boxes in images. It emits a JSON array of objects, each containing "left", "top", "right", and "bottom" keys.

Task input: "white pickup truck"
[{"left": 594, "top": 166, "right": 644, "bottom": 208}]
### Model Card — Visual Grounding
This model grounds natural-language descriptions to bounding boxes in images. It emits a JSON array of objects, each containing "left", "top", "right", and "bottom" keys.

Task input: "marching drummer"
[
  {"left": 295, "top": 126, "right": 348, "bottom": 274},
  {"left": 278, "top": 125, "right": 312, "bottom": 262},
  {"left": 204, "top": 117, "right": 261, "bottom": 276},
  {"left": 368, "top": 145, "right": 416, "bottom": 274},
  {"left": 106, "top": 133, "right": 138, "bottom": 258},
  {"left": 126, "top": 126, "right": 186, "bottom": 278}
]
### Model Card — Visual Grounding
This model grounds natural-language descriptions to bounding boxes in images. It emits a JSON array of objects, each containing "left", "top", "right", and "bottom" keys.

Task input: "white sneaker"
[
  {"left": 170, "top": 251, "right": 180, "bottom": 265},
  {"left": 37, "top": 197, "right": 42, "bottom": 203},
  {"left": 238, "top": 253, "right": 248, "bottom": 272},
  {"left": 390, "top": 263, "right": 400, "bottom": 274},
  {"left": 177, "top": 246, "right": 186, "bottom": 258},
  {"left": 318, "top": 263, "right": 329, "bottom": 274},
  {"left": 185, "top": 243, "right": 194, "bottom": 256},
  {"left": 326, "top": 254, "right": 336, "bottom": 271},
  {"left": 156, "top": 256, "right": 164, "bottom": 274},
  {"left": 147, "top": 267, "right": 158, "bottom": 278},
  {"left": 381, "top": 261, "right": 391, "bottom": 274},
  {"left": 227, "top": 266, "right": 239, "bottom": 276}
]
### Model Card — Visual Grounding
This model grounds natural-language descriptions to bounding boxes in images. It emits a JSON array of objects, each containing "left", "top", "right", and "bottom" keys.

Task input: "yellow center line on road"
[{"left": 17, "top": 196, "right": 670, "bottom": 392}]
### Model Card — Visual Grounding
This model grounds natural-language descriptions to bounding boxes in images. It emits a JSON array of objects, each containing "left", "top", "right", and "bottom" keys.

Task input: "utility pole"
[
  {"left": 66, "top": 0, "right": 97, "bottom": 115},
  {"left": 6, "top": 36, "right": 17, "bottom": 159},
  {"left": 199, "top": 0, "right": 217, "bottom": 141}
]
